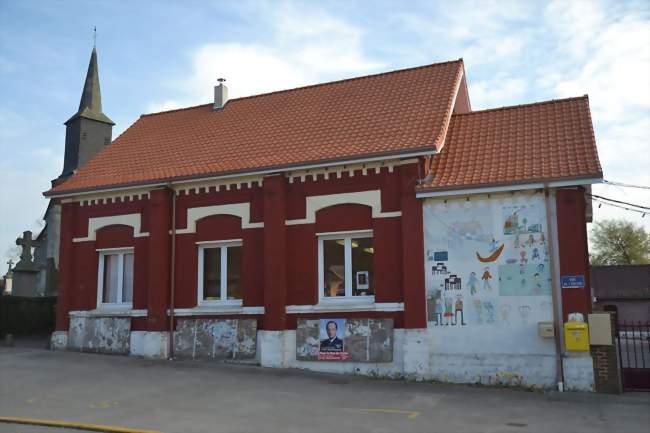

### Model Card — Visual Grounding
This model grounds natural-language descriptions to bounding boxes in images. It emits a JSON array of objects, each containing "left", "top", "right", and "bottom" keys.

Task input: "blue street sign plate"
[{"left": 561, "top": 275, "right": 585, "bottom": 289}]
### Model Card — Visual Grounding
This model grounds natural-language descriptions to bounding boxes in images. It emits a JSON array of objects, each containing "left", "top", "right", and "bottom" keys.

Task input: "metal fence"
[{"left": 617, "top": 321, "right": 650, "bottom": 391}]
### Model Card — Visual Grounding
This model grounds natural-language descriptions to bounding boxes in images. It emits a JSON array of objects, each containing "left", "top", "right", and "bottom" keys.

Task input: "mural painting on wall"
[{"left": 424, "top": 194, "right": 554, "bottom": 329}]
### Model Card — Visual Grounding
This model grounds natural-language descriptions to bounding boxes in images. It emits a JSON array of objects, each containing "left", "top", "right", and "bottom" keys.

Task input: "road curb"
[{"left": 0, "top": 416, "right": 162, "bottom": 433}]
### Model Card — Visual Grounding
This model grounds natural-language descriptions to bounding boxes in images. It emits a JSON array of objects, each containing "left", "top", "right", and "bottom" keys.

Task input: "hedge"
[{"left": 0, "top": 296, "right": 56, "bottom": 337}]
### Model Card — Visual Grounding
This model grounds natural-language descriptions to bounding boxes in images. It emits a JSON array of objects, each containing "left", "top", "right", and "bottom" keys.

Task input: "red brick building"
[{"left": 46, "top": 56, "right": 602, "bottom": 390}]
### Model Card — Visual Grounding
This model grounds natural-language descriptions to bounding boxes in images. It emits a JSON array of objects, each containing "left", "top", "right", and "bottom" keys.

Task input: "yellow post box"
[{"left": 564, "top": 321, "right": 590, "bottom": 351}]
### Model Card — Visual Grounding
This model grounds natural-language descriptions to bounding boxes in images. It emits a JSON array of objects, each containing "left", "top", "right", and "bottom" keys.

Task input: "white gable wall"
[{"left": 423, "top": 191, "right": 558, "bottom": 388}]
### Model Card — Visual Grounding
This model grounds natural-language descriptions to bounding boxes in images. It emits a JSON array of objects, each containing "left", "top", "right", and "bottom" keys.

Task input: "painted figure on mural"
[
  {"left": 539, "top": 232, "right": 546, "bottom": 245},
  {"left": 518, "top": 305, "right": 531, "bottom": 323},
  {"left": 434, "top": 291, "right": 444, "bottom": 325},
  {"left": 453, "top": 294, "right": 466, "bottom": 326},
  {"left": 519, "top": 250, "right": 528, "bottom": 265},
  {"left": 500, "top": 304, "right": 511, "bottom": 324},
  {"left": 527, "top": 234, "right": 536, "bottom": 247},
  {"left": 533, "top": 273, "right": 543, "bottom": 295},
  {"left": 543, "top": 245, "right": 549, "bottom": 262},
  {"left": 467, "top": 271, "right": 479, "bottom": 295},
  {"left": 473, "top": 299, "right": 483, "bottom": 324},
  {"left": 484, "top": 300, "right": 496, "bottom": 323},
  {"left": 489, "top": 238, "right": 499, "bottom": 253},
  {"left": 531, "top": 247, "right": 540, "bottom": 261},
  {"left": 481, "top": 267, "right": 493, "bottom": 290},
  {"left": 444, "top": 295, "right": 454, "bottom": 325},
  {"left": 514, "top": 233, "right": 521, "bottom": 248}
]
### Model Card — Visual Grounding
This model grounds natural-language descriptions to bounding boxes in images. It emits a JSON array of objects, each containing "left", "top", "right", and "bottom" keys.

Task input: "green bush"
[{"left": 0, "top": 296, "right": 56, "bottom": 337}]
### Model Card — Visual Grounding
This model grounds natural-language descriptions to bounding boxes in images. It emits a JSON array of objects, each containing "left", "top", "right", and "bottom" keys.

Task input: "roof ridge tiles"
[
  {"left": 142, "top": 58, "right": 464, "bottom": 118},
  {"left": 453, "top": 95, "right": 589, "bottom": 117}
]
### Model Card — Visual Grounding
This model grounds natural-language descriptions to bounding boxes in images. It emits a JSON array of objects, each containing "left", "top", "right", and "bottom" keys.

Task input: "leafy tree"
[{"left": 590, "top": 219, "right": 650, "bottom": 266}]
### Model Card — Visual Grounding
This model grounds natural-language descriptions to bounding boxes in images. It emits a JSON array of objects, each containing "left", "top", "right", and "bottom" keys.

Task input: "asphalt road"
[{"left": 1, "top": 345, "right": 649, "bottom": 433}]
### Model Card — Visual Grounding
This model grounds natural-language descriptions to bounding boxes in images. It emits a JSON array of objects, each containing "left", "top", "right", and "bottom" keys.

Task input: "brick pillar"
[
  {"left": 591, "top": 312, "right": 623, "bottom": 394},
  {"left": 55, "top": 201, "right": 75, "bottom": 330},
  {"left": 556, "top": 188, "right": 592, "bottom": 320},
  {"left": 400, "top": 163, "right": 427, "bottom": 329},
  {"left": 146, "top": 188, "right": 172, "bottom": 331},
  {"left": 262, "top": 174, "right": 287, "bottom": 330}
]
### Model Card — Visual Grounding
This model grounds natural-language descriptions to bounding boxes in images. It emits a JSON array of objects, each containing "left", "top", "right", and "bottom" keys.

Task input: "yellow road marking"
[
  {"left": 90, "top": 401, "right": 119, "bottom": 409},
  {"left": 0, "top": 416, "right": 163, "bottom": 433},
  {"left": 354, "top": 408, "right": 420, "bottom": 419}
]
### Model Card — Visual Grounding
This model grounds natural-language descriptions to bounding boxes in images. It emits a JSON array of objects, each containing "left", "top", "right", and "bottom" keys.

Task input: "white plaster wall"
[
  {"left": 563, "top": 353, "right": 595, "bottom": 391},
  {"left": 130, "top": 331, "right": 169, "bottom": 359},
  {"left": 423, "top": 192, "right": 559, "bottom": 388}
]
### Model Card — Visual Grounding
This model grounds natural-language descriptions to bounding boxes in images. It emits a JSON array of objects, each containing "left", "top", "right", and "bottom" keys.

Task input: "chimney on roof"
[{"left": 213, "top": 78, "right": 228, "bottom": 110}]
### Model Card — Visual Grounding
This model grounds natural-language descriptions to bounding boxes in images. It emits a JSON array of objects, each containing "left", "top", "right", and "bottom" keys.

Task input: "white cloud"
[
  {"left": 543, "top": 0, "right": 650, "bottom": 231},
  {"left": 147, "top": 4, "right": 383, "bottom": 113},
  {"left": 469, "top": 77, "right": 528, "bottom": 109}
]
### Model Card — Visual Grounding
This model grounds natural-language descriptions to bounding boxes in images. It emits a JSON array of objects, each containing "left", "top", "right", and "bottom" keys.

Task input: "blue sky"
[{"left": 1, "top": 0, "right": 649, "bottom": 264}]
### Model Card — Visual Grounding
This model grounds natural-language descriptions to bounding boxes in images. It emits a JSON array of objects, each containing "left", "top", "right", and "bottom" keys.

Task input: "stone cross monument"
[{"left": 11, "top": 230, "right": 40, "bottom": 296}]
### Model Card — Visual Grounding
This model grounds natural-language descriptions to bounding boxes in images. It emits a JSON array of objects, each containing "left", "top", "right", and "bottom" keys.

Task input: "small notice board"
[{"left": 561, "top": 275, "right": 585, "bottom": 289}]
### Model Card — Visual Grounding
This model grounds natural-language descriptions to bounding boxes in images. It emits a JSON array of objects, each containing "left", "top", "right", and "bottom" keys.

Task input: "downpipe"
[{"left": 168, "top": 184, "right": 177, "bottom": 360}]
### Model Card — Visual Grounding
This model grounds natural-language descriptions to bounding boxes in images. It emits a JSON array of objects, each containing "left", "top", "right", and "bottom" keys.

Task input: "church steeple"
[
  {"left": 65, "top": 47, "right": 114, "bottom": 126},
  {"left": 59, "top": 45, "right": 114, "bottom": 179}
]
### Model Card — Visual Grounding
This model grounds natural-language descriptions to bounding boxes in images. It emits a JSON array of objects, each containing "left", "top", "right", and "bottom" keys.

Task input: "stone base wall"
[
  {"left": 68, "top": 316, "right": 130, "bottom": 354},
  {"left": 563, "top": 353, "right": 595, "bottom": 391},
  {"left": 52, "top": 319, "right": 595, "bottom": 391},
  {"left": 130, "top": 331, "right": 169, "bottom": 359},
  {"left": 173, "top": 318, "right": 257, "bottom": 360}
]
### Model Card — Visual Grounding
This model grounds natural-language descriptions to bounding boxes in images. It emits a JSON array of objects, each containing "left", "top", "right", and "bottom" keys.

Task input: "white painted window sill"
[
  {"left": 286, "top": 301, "right": 404, "bottom": 313},
  {"left": 171, "top": 306, "right": 265, "bottom": 317},
  {"left": 69, "top": 309, "right": 147, "bottom": 318}
]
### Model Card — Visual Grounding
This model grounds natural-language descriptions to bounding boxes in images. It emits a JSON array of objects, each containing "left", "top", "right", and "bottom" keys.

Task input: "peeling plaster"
[{"left": 173, "top": 318, "right": 257, "bottom": 360}]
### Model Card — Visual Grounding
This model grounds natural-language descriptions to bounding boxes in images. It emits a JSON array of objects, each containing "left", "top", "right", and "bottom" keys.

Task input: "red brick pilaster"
[
  {"left": 146, "top": 188, "right": 172, "bottom": 331},
  {"left": 262, "top": 174, "right": 287, "bottom": 330},
  {"left": 400, "top": 163, "right": 427, "bottom": 329},
  {"left": 556, "top": 188, "right": 592, "bottom": 320},
  {"left": 55, "top": 202, "right": 75, "bottom": 330}
]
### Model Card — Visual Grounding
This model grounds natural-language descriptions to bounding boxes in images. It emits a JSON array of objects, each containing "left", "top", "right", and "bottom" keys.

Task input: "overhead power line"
[
  {"left": 587, "top": 193, "right": 650, "bottom": 211},
  {"left": 603, "top": 179, "right": 650, "bottom": 190},
  {"left": 589, "top": 196, "right": 647, "bottom": 217}
]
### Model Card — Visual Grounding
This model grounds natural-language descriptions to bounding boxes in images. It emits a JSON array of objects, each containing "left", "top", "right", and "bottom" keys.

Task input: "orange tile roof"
[
  {"left": 419, "top": 96, "right": 602, "bottom": 192},
  {"left": 47, "top": 60, "right": 464, "bottom": 196}
]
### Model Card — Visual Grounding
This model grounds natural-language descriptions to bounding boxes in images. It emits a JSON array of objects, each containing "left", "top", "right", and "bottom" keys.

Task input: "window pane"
[
  {"left": 352, "top": 237, "right": 374, "bottom": 296},
  {"left": 226, "top": 246, "right": 242, "bottom": 300},
  {"left": 323, "top": 239, "right": 345, "bottom": 297},
  {"left": 122, "top": 253, "right": 134, "bottom": 303},
  {"left": 203, "top": 248, "right": 221, "bottom": 300},
  {"left": 102, "top": 254, "right": 119, "bottom": 303}
]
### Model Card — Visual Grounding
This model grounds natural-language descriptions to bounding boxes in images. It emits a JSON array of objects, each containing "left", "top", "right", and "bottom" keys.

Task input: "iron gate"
[{"left": 617, "top": 321, "right": 650, "bottom": 391}]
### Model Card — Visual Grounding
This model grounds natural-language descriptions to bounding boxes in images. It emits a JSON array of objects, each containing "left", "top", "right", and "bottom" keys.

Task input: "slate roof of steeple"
[{"left": 65, "top": 47, "right": 114, "bottom": 126}]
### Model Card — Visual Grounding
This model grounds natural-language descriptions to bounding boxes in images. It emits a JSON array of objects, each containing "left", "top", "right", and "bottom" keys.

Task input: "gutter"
[
  {"left": 44, "top": 148, "right": 437, "bottom": 199},
  {"left": 416, "top": 177, "right": 603, "bottom": 199}
]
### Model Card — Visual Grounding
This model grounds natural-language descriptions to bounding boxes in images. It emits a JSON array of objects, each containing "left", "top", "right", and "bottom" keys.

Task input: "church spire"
[
  {"left": 59, "top": 41, "right": 115, "bottom": 179},
  {"left": 65, "top": 45, "right": 114, "bottom": 125}
]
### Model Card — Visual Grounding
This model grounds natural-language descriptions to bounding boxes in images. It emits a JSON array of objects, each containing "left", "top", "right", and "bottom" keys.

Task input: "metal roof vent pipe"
[{"left": 213, "top": 77, "right": 228, "bottom": 111}]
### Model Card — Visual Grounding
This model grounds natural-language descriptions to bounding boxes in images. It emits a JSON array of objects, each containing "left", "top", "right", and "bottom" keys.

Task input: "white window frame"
[
  {"left": 197, "top": 239, "right": 243, "bottom": 307},
  {"left": 317, "top": 230, "right": 374, "bottom": 304},
  {"left": 96, "top": 247, "right": 134, "bottom": 310}
]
